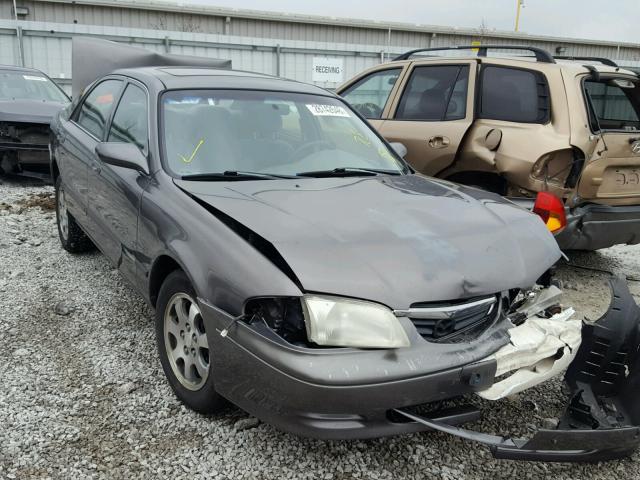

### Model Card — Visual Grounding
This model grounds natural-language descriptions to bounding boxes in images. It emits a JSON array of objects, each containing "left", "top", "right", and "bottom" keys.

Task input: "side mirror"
[
  {"left": 95, "top": 142, "right": 149, "bottom": 175},
  {"left": 389, "top": 142, "right": 408, "bottom": 158}
]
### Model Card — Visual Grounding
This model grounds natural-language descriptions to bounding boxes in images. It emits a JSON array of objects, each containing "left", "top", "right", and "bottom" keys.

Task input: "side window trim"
[
  {"left": 476, "top": 64, "right": 551, "bottom": 124},
  {"left": 390, "top": 63, "right": 471, "bottom": 122},
  {"left": 70, "top": 77, "right": 125, "bottom": 141},
  {"left": 340, "top": 66, "right": 406, "bottom": 120},
  {"left": 105, "top": 78, "right": 150, "bottom": 154}
]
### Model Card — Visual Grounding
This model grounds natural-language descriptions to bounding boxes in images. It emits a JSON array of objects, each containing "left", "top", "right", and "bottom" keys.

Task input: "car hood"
[
  {"left": 0, "top": 100, "right": 67, "bottom": 124},
  {"left": 175, "top": 175, "right": 561, "bottom": 308}
]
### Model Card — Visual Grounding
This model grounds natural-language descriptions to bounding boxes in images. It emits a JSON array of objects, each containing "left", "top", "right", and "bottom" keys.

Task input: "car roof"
[
  {"left": 0, "top": 64, "right": 47, "bottom": 74},
  {"left": 384, "top": 55, "right": 638, "bottom": 77},
  {"left": 111, "top": 66, "right": 335, "bottom": 96}
]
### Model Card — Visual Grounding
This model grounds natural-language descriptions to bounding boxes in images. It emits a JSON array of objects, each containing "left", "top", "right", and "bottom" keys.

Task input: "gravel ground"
[{"left": 1, "top": 176, "right": 639, "bottom": 480}]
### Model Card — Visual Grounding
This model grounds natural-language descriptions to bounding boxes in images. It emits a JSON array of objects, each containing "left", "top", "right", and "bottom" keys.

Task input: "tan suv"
[{"left": 337, "top": 45, "right": 640, "bottom": 250}]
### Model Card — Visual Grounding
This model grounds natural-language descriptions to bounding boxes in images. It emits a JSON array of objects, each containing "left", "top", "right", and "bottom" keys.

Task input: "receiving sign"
[{"left": 312, "top": 57, "right": 345, "bottom": 83}]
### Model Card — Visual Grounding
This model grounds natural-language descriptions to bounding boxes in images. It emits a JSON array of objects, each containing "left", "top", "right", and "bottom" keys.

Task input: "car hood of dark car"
[
  {"left": 0, "top": 100, "right": 67, "bottom": 124},
  {"left": 175, "top": 174, "right": 561, "bottom": 308}
]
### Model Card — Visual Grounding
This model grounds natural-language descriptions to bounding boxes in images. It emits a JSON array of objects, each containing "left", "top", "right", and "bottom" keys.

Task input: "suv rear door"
[
  {"left": 577, "top": 75, "right": 640, "bottom": 205},
  {"left": 377, "top": 60, "right": 476, "bottom": 175}
]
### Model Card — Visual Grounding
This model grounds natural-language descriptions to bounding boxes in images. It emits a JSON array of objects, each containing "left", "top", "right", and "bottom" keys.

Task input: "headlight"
[{"left": 302, "top": 295, "right": 410, "bottom": 348}]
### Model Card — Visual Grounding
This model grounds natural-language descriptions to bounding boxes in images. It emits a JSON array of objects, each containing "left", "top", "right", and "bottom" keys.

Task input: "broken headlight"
[{"left": 303, "top": 295, "right": 410, "bottom": 348}]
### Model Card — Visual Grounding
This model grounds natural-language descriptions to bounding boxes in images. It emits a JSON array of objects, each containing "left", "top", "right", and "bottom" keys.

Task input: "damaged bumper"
[
  {"left": 396, "top": 276, "right": 640, "bottom": 462},
  {"left": 555, "top": 203, "right": 640, "bottom": 250},
  {"left": 200, "top": 278, "right": 640, "bottom": 462}
]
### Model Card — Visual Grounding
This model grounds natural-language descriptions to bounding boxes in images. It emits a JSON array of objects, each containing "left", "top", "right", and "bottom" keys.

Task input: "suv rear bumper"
[
  {"left": 511, "top": 198, "right": 640, "bottom": 251},
  {"left": 555, "top": 203, "right": 640, "bottom": 250}
]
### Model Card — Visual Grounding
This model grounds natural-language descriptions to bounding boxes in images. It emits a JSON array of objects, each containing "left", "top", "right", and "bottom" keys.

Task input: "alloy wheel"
[{"left": 164, "top": 293, "right": 210, "bottom": 391}]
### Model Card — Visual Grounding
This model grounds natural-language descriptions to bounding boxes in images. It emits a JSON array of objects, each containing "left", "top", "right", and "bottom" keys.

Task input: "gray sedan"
[{"left": 50, "top": 66, "right": 640, "bottom": 462}]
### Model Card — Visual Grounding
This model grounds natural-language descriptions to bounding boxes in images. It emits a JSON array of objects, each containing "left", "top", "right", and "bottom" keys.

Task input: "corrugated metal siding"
[{"left": 2, "top": 0, "right": 639, "bottom": 64}]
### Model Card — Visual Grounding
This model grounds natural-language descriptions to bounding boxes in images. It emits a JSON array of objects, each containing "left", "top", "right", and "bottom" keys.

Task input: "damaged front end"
[
  {"left": 394, "top": 276, "right": 640, "bottom": 462},
  {"left": 0, "top": 121, "right": 50, "bottom": 174}
]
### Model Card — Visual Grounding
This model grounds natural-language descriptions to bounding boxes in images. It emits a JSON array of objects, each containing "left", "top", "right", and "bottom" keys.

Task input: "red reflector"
[{"left": 533, "top": 192, "right": 567, "bottom": 234}]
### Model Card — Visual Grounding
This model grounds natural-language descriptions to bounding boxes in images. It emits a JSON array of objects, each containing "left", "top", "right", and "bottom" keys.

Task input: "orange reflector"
[{"left": 533, "top": 192, "right": 567, "bottom": 234}]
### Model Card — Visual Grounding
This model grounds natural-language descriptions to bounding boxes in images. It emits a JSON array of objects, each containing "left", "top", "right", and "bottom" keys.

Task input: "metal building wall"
[
  {"left": 2, "top": 0, "right": 640, "bottom": 94},
  {"left": 2, "top": 0, "right": 640, "bottom": 64},
  {"left": 0, "top": 19, "right": 404, "bottom": 93}
]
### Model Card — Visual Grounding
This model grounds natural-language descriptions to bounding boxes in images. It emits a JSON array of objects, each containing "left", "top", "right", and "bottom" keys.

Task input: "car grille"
[{"left": 395, "top": 295, "right": 501, "bottom": 343}]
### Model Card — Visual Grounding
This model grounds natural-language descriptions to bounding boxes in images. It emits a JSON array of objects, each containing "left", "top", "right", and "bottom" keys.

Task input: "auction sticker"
[
  {"left": 23, "top": 75, "right": 47, "bottom": 81},
  {"left": 305, "top": 104, "right": 351, "bottom": 117}
]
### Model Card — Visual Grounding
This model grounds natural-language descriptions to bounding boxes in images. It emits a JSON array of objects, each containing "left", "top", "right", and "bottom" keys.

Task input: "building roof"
[{"left": 36, "top": 0, "right": 640, "bottom": 49}]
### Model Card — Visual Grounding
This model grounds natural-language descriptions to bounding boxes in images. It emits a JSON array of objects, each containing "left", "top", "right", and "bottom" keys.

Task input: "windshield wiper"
[
  {"left": 180, "top": 170, "right": 296, "bottom": 181},
  {"left": 295, "top": 167, "right": 403, "bottom": 178}
]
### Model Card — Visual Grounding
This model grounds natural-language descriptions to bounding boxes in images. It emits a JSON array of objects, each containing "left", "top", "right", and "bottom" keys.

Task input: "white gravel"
[{"left": 1, "top": 176, "right": 639, "bottom": 480}]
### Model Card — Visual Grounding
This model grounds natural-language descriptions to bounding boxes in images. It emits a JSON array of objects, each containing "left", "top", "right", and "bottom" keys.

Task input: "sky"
[{"left": 183, "top": 0, "right": 638, "bottom": 44}]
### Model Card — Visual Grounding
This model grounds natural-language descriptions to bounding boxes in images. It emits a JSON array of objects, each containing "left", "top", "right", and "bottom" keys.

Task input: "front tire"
[
  {"left": 156, "top": 270, "right": 225, "bottom": 413},
  {"left": 55, "top": 176, "right": 94, "bottom": 253}
]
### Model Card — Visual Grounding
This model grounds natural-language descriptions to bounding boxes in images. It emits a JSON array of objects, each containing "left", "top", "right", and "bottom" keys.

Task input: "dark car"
[
  {"left": 50, "top": 66, "right": 640, "bottom": 462},
  {"left": 0, "top": 65, "right": 70, "bottom": 176}
]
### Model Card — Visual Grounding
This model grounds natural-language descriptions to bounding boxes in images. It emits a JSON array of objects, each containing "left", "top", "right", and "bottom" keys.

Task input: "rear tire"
[
  {"left": 156, "top": 270, "right": 225, "bottom": 413},
  {"left": 55, "top": 176, "right": 94, "bottom": 253}
]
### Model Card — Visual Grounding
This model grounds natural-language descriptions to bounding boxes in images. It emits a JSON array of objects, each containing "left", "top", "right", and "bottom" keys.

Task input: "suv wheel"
[
  {"left": 55, "top": 177, "right": 94, "bottom": 253},
  {"left": 156, "top": 270, "right": 225, "bottom": 413}
]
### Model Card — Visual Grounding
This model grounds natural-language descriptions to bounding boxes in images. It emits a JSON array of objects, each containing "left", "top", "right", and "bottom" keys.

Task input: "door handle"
[{"left": 428, "top": 136, "right": 450, "bottom": 149}]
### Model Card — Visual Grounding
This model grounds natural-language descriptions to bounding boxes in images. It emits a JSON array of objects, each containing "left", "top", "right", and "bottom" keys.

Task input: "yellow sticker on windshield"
[
  {"left": 351, "top": 129, "right": 371, "bottom": 147},
  {"left": 179, "top": 139, "right": 204, "bottom": 164}
]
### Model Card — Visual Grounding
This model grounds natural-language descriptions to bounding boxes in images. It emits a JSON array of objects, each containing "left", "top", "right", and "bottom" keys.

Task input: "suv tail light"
[{"left": 533, "top": 192, "right": 567, "bottom": 234}]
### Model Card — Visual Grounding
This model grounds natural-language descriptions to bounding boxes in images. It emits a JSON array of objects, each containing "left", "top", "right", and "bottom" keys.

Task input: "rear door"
[
  {"left": 578, "top": 76, "right": 640, "bottom": 204},
  {"left": 62, "top": 78, "right": 123, "bottom": 229},
  {"left": 338, "top": 65, "right": 407, "bottom": 130},
  {"left": 378, "top": 60, "right": 476, "bottom": 176}
]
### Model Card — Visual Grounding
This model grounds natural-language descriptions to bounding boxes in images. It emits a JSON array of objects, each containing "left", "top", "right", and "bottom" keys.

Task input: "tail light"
[{"left": 533, "top": 192, "right": 566, "bottom": 234}]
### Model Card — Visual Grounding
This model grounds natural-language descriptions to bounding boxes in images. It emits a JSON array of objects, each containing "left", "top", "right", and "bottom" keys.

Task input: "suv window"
[
  {"left": 76, "top": 79, "right": 122, "bottom": 139},
  {"left": 341, "top": 68, "right": 401, "bottom": 119},
  {"left": 395, "top": 65, "right": 469, "bottom": 121},
  {"left": 479, "top": 66, "right": 550, "bottom": 123},
  {"left": 584, "top": 80, "right": 640, "bottom": 131},
  {"left": 107, "top": 84, "right": 148, "bottom": 151}
]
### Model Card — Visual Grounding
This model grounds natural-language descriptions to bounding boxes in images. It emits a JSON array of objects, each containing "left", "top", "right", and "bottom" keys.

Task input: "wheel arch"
[{"left": 149, "top": 254, "right": 189, "bottom": 308}]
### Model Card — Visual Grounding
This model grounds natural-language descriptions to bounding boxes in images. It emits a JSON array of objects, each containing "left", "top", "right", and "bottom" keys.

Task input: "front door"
[
  {"left": 339, "top": 65, "right": 407, "bottom": 131},
  {"left": 88, "top": 81, "right": 150, "bottom": 283},
  {"left": 379, "top": 61, "right": 476, "bottom": 176}
]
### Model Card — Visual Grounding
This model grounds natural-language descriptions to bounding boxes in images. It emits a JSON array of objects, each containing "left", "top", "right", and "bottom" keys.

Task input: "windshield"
[
  {"left": 161, "top": 90, "right": 407, "bottom": 178},
  {"left": 0, "top": 71, "right": 69, "bottom": 103}
]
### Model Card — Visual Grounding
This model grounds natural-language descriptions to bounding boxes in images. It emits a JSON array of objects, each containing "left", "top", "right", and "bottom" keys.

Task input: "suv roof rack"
[
  {"left": 393, "top": 45, "right": 556, "bottom": 63},
  {"left": 555, "top": 56, "right": 618, "bottom": 67}
]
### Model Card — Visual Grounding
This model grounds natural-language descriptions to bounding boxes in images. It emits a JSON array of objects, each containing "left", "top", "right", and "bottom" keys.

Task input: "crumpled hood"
[
  {"left": 0, "top": 100, "right": 67, "bottom": 124},
  {"left": 176, "top": 175, "right": 561, "bottom": 308}
]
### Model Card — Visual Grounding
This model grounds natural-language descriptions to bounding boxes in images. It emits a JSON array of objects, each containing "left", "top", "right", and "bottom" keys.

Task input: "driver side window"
[
  {"left": 107, "top": 84, "right": 148, "bottom": 152},
  {"left": 341, "top": 68, "right": 401, "bottom": 119}
]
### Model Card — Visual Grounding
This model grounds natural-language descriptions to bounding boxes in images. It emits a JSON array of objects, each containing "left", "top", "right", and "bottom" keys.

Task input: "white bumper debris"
[{"left": 477, "top": 308, "right": 582, "bottom": 401}]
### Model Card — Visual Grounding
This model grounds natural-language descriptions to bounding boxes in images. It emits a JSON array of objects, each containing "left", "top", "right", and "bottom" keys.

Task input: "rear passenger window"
[
  {"left": 395, "top": 65, "right": 469, "bottom": 121},
  {"left": 341, "top": 68, "right": 402, "bottom": 119},
  {"left": 108, "top": 84, "right": 148, "bottom": 152},
  {"left": 479, "top": 66, "right": 550, "bottom": 123},
  {"left": 76, "top": 79, "right": 122, "bottom": 139}
]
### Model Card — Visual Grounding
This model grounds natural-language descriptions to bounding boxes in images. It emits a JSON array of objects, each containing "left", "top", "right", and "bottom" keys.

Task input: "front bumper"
[
  {"left": 396, "top": 276, "right": 640, "bottom": 461},
  {"left": 554, "top": 203, "right": 640, "bottom": 250},
  {"left": 200, "top": 277, "right": 640, "bottom": 462}
]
